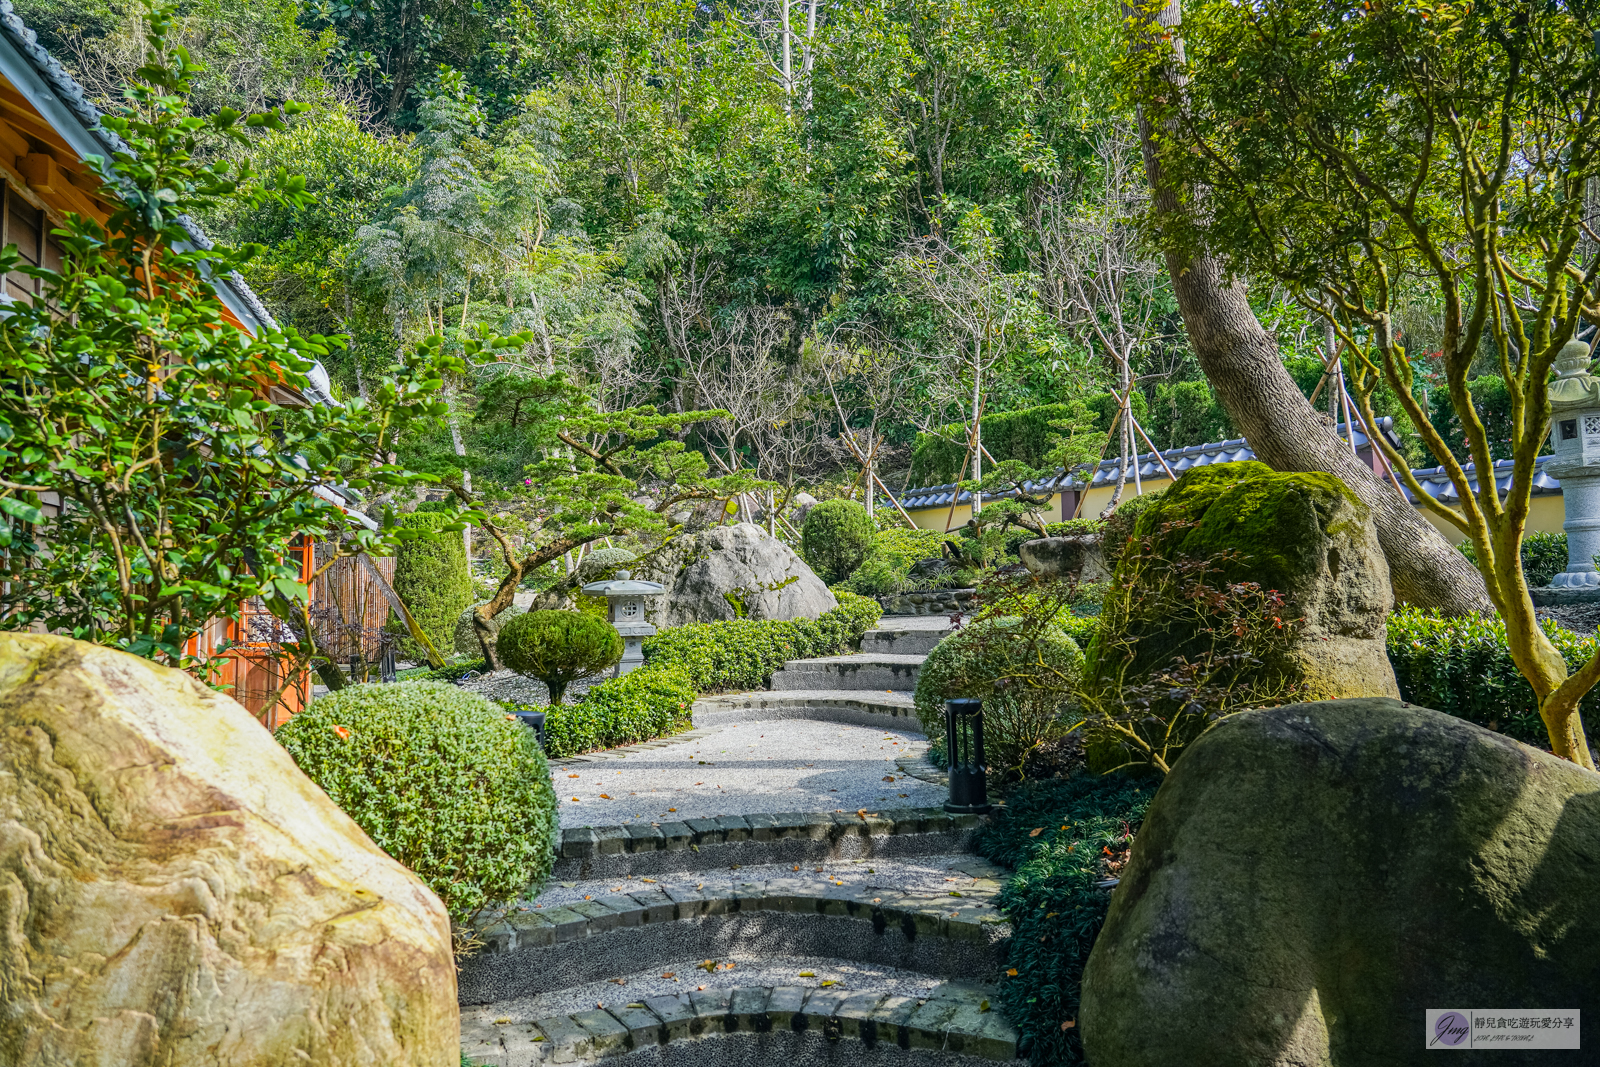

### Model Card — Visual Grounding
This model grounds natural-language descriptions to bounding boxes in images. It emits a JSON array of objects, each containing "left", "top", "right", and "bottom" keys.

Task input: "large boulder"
[
  {"left": 1018, "top": 534, "right": 1109, "bottom": 582},
  {"left": 0, "top": 634, "right": 458, "bottom": 1066},
  {"left": 1103, "top": 461, "right": 1398, "bottom": 700},
  {"left": 639, "top": 521, "right": 836, "bottom": 627},
  {"left": 1082, "top": 698, "right": 1600, "bottom": 1066}
]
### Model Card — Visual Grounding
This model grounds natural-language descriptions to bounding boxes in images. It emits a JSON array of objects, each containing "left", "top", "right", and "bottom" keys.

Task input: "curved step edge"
[
  {"left": 554, "top": 807, "right": 979, "bottom": 879},
  {"left": 464, "top": 883, "right": 1010, "bottom": 1005},
  {"left": 692, "top": 692, "right": 921, "bottom": 732},
  {"left": 462, "top": 984, "right": 1019, "bottom": 1066}
]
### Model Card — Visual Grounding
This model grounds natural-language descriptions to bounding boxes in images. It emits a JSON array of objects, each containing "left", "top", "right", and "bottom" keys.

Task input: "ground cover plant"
[
  {"left": 277, "top": 680, "right": 558, "bottom": 951},
  {"left": 975, "top": 773, "right": 1151, "bottom": 1066}
]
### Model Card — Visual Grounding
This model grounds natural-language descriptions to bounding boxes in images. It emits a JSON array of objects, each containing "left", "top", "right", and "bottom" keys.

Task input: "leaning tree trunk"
[{"left": 1126, "top": 0, "right": 1491, "bottom": 617}]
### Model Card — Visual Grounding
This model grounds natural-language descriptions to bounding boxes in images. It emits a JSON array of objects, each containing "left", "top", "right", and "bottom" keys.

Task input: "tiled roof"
[
  {"left": 0, "top": 2, "right": 277, "bottom": 334},
  {"left": 1404, "top": 455, "right": 1563, "bottom": 505},
  {"left": 894, "top": 417, "right": 1564, "bottom": 508}
]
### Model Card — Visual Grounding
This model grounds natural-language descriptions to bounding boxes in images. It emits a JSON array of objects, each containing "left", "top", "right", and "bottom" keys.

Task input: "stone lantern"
[
  {"left": 1546, "top": 338, "right": 1600, "bottom": 591},
  {"left": 580, "top": 570, "right": 665, "bottom": 677}
]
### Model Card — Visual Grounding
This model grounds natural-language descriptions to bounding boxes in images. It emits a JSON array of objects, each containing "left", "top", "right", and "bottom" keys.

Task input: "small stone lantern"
[
  {"left": 1547, "top": 339, "right": 1600, "bottom": 590},
  {"left": 580, "top": 570, "right": 665, "bottom": 677}
]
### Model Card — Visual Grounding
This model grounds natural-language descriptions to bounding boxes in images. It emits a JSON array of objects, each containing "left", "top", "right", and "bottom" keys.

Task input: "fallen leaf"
[
  {"left": 979, "top": 1000, "right": 990, "bottom": 1013},
  {"left": 899, "top": 793, "right": 909, "bottom": 798},
  {"left": 1062, "top": 1020, "right": 1077, "bottom": 1030},
  {"left": 667, "top": 808, "right": 677, "bottom": 812},
  {"left": 792, "top": 865, "right": 800, "bottom": 871},
  {"left": 1006, "top": 968, "right": 1018, "bottom": 977},
  {"left": 571, "top": 797, "right": 580, "bottom": 802},
  {"left": 533, "top": 1035, "right": 545, "bottom": 1042},
  {"left": 626, "top": 1003, "right": 646, "bottom": 1009},
  {"left": 584, "top": 895, "right": 592, "bottom": 900},
  {"left": 1028, "top": 827, "right": 1044, "bottom": 837},
  {"left": 814, "top": 866, "right": 824, "bottom": 872},
  {"left": 798, "top": 971, "right": 816, "bottom": 978},
  {"left": 697, "top": 960, "right": 717, "bottom": 972},
  {"left": 568, "top": 774, "right": 580, "bottom": 778},
  {"left": 697, "top": 985, "right": 706, "bottom": 991},
  {"left": 949, "top": 890, "right": 963, "bottom": 897},
  {"left": 598, "top": 794, "right": 612, "bottom": 799},
  {"left": 882, "top": 776, "right": 895, "bottom": 782},
  {"left": 494, "top": 1017, "right": 512, "bottom": 1024},
  {"left": 641, "top": 878, "right": 656, "bottom": 883},
  {"left": 819, "top": 979, "right": 838, "bottom": 987},
  {"left": 610, "top": 978, "right": 626, "bottom": 985},
  {"left": 1046, "top": 912, "right": 1058, "bottom": 918}
]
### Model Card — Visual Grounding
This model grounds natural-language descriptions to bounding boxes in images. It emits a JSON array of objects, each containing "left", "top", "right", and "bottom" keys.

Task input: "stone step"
[
  {"left": 861, "top": 626, "right": 952, "bottom": 657},
  {"left": 552, "top": 807, "right": 980, "bottom": 879},
  {"left": 691, "top": 689, "right": 920, "bottom": 732},
  {"left": 461, "top": 873, "right": 1010, "bottom": 1006},
  {"left": 462, "top": 982, "right": 1019, "bottom": 1065},
  {"left": 769, "top": 653, "right": 924, "bottom": 692}
]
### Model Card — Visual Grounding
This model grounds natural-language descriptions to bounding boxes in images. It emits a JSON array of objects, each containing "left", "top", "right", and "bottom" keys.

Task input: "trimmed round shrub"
[
  {"left": 387, "top": 511, "right": 473, "bottom": 662},
  {"left": 276, "top": 681, "right": 558, "bottom": 944},
  {"left": 914, "top": 617, "right": 1084, "bottom": 779},
  {"left": 454, "top": 601, "right": 526, "bottom": 658},
  {"left": 498, "top": 609, "right": 623, "bottom": 704},
  {"left": 801, "top": 499, "right": 877, "bottom": 583}
]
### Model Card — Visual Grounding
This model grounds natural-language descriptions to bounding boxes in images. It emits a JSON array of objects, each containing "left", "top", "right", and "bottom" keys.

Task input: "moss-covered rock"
[
  {"left": 1081, "top": 698, "right": 1600, "bottom": 1066},
  {"left": 1099, "top": 461, "right": 1397, "bottom": 701}
]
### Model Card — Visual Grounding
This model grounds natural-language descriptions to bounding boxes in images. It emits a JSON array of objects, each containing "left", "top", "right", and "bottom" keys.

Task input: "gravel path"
[
  {"left": 461, "top": 955, "right": 989, "bottom": 1024},
  {"left": 531, "top": 852, "right": 1005, "bottom": 911},
  {"left": 457, "top": 669, "right": 600, "bottom": 705},
  {"left": 553, "top": 720, "right": 945, "bottom": 827}
]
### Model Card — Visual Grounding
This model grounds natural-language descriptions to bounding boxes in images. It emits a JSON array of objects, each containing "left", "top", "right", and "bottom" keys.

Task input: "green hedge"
[
  {"left": 1387, "top": 607, "right": 1600, "bottom": 748},
  {"left": 909, "top": 402, "right": 1113, "bottom": 487},
  {"left": 513, "top": 664, "right": 699, "bottom": 759},
  {"left": 388, "top": 511, "right": 474, "bottom": 661},
  {"left": 1457, "top": 531, "right": 1570, "bottom": 590},
  {"left": 642, "top": 592, "right": 883, "bottom": 692},
  {"left": 277, "top": 681, "right": 558, "bottom": 940},
  {"left": 975, "top": 774, "right": 1152, "bottom": 1066}
]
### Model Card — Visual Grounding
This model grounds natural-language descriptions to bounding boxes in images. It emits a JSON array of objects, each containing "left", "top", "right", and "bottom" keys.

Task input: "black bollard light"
[
  {"left": 513, "top": 709, "right": 548, "bottom": 751},
  {"left": 943, "top": 697, "right": 990, "bottom": 814}
]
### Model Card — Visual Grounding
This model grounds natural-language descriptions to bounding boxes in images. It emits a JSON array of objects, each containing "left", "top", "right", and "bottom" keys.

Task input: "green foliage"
[
  {"left": 914, "top": 616, "right": 1084, "bottom": 779},
  {"left": 496, "top": 609, "right": 622, "bottom": 704},
  {"left": 389, "top": 513, "right": 475, "bottom": 662},
  {"left": 1457, "top": 531, "right": 1570, "bottom": 591},
  {"left": 454, "top": 602, "right": 525, "bottom": 657},
  {"left": 525, "top": 664, "right": 698, "bottom": 759},
  {"left": 1145, "top": 380, "right": 1234, "bottom": 452},
  {"left": 0, "top": 11, "right": 454, "bottom": 674},
  {"left": 837, "top": 527, "right": 953, "bottom": 596},
  {"left": 910, "top": 399, "right": 1142, "bottom": 487},
  {"left": 1386, "top": 608, "right": 1600, "bottom": 749},
  {"left": 974, "top": 774, "right": 1151, "bottom": 1067},
  {"left": 801, "top": 499, "right": 878, "bottom": 583},
  {"left": 643, "top": 593, "right": 883, "bottom": 692},
  {"left": 1098, "top": 492, "right": 1163, "bottom": 572},
  {"left": 277, "top": 681, "right": 558, "bottom": 939}
]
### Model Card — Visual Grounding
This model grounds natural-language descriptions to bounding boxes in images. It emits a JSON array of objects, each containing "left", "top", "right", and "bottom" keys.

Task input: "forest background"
[{"left": 19, "top": 0, "right": 1502, "bottom": 528}]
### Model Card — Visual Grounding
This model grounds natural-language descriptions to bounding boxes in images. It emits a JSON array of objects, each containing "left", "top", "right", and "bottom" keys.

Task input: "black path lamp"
[{"left": 943, "top": 697, "right": 991, "bottom": 814}]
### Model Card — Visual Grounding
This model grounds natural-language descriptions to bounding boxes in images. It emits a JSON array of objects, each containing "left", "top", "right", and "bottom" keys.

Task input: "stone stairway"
[
  {"left": 460, "top": 618, "right": 1022, "bottom": 1066},
  {"left": 691, "top": 618, "right": 954, "bottom": 735}
]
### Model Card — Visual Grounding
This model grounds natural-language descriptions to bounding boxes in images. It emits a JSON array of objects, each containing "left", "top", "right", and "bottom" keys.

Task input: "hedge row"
[
  {"left": 641, "top": 591, "right": 883, "bottom": 692},
  {"left": 974, "top": 774, "right": 1152, "bottom": 1066},
  {"left": 518, "top": 664, "right": 700, "bottom": 760},
  {"left": 1386, "top": 607, "right": 1600, "bottom": 748}
]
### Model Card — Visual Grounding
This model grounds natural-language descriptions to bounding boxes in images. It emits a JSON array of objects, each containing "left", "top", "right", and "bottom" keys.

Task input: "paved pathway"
[{"left": 553, "top": 719, "right": 943, "bottom": 827}]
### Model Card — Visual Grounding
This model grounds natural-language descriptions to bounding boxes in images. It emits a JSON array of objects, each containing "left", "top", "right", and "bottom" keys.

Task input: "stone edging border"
[
  {"left": 463, "top": 984, "right": 1019, "bottom": 1065},
  {"left": 556, "top": 806, "right": 981, "bottom": 864},
  {"left": 474, "top": 873, "right": 1009, "bottom": 964}
]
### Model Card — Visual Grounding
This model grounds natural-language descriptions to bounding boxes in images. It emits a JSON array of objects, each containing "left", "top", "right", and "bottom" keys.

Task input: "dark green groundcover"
[{"left": 975, "top": 774, "right": 1151, "bottom": 1067}]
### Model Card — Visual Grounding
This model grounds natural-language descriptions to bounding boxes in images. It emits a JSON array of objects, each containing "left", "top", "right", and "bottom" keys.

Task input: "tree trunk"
[{"left": 1127, "top": 0, "right": 1491, "bottom": 616}]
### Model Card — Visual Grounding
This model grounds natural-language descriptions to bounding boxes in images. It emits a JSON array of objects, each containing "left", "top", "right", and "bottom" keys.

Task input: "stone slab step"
[
  {"left": 770, "top": 653, "right": 924, "bottom": 692},
  {"left": 692, "top": 690, "right": 920, "bottom": 732},
  {"left": 861, "top": 627, "right": 952, "bottom": 657},
  {"left": 552, "top": 806, "right": 980, "bottom": 879},
  {"left": 461, "top": 876, "right": 1011, "bottom": 1005},
  {"left": 462, "top": 983, "right": 1019, "bottom": 1065}
]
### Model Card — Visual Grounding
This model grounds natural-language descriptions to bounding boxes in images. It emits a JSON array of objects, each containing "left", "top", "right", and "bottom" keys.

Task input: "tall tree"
[
  {"left": 1131, "top": 0, "right": 1600, "bottom": 766},
  {"left": 1121, "top": 0, "right": 1492, "bottom": 618}
]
